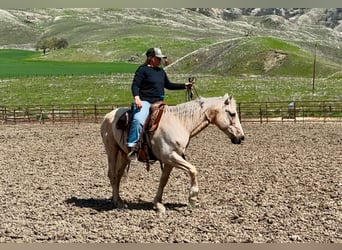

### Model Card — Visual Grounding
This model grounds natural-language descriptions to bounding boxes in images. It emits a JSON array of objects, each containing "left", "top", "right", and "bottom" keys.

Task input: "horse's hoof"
[
  {"left": 188, "top": 199, "right": 200, "bottom": 208},
  {"left": 116, "top": 202, "right": 127, "bottom": 209},
  {"left": 155, "top": 203, "right": 166, "bottom": 214},
  {"left": 113, "top": 199, "right": 126, "bottom": 209}
]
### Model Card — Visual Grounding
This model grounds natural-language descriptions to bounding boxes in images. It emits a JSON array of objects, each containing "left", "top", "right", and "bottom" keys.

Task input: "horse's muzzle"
[{"left": 231, "top": 135, "right": 244, "bottom": 144}]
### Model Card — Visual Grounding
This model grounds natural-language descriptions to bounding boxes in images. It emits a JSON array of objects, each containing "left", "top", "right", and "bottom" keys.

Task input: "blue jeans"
[{"left": 127, "top": 101, "right": 151, "bottom": 147}]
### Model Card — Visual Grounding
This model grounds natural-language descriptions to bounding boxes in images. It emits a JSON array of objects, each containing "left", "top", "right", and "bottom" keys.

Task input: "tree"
[
  {"left": 49, "top": 37, "right": 58, "bottom": 50},
  {"left": 35, "top": 37, "right": 69, "bottom": 54},
  {"left": 35, "top": 38, "right": 50, "bottom": 55},
  {"left": 56, "top": 38, "right": 68, "bottom": 49}
]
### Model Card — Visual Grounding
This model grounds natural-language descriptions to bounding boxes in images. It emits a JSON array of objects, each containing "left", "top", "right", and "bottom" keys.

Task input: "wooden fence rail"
[{"left": 1, "top": 100, "right": 342, "bottom": 125}]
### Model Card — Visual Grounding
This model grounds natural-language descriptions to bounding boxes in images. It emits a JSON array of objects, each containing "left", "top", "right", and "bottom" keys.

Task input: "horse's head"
[{"left": 204, "top": 94, "right": 245, "bottom": 144}]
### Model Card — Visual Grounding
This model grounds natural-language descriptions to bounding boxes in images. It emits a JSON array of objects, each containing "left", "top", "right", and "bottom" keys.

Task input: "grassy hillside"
[
  {"left": 2, "top": 36, "right": 341, "bottom": 79},
  {"left": 38, "top": 37, "right": 214, "bottom": 63},
  {"left": 1, "top": 8, "right": 341, "bottom": 77},
  {"left": 166, "top": 37, "right": 342, "bottom": 78}
]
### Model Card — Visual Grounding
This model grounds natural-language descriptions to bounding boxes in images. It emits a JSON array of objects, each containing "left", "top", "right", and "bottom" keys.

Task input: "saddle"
[{"left": 116, "top": 101, "right": 166, "bottom": 168}]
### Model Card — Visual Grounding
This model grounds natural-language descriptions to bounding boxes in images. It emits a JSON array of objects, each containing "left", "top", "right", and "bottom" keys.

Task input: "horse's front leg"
[
  {"left": 169, "top": 152, "right": 199, "bottom": 207},
  {"left": 153, "top": 164, "right": 173, "bottom": 214}
]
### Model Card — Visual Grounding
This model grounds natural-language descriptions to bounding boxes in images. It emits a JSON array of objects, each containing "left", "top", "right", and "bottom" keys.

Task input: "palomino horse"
[{"left": 100, "top": 94, "right": 244, "bottom": 213}]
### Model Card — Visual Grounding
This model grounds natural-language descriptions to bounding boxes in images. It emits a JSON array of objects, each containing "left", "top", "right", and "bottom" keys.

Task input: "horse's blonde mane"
[
  {"left": 164, "top": 99, "right": 204, "bottom": 129},
  {"left": 164, "top": 95, "right": 232, "bottom": 130}
]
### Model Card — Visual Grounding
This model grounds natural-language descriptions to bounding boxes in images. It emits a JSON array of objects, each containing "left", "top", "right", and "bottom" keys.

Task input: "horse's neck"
[{"left": 165, "top": 100, "right": 210, "bottom": 138}]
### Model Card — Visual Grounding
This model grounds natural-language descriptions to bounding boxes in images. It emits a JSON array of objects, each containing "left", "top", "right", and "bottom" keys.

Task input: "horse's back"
[{"left": 101, "top": 108, "right": 129, "bottom": 126}]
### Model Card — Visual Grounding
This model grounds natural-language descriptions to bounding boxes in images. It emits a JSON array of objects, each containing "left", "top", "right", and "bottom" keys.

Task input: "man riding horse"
[
  {"left": 101, "top": 48, "right": 244, "bottom": 214},
  {"left": 127, "top": 48, "right": 194, "bottom": 160}
]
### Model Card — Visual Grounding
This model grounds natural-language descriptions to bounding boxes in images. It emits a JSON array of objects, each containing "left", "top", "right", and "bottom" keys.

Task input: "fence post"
[
  {"left": 39, "top": 107, "right": 42, "bottom": 124},
  {"left": 323, "top": 101, "right": 326, "bottom": 123},
  {"left": 266, "top": 102, "right": 268, "bottom": 123},
  {"left": 76, "top": 105, "right": 80, "bottom": 124},
  {"left": 4, "top": 106, "right": 7, "bottom": 123},
  {"left": 293, "top": 102, "right": 296, "bottom": 123},
  {"left": 72, "top": 105, "right": 76, "bottom": 124},
  {"left": 52, "top": 105, "right": 55, "bottom": 124},
  {"left": 94, "top": 105, "right": 97, "bottom": 123},
  {"left": 259, "top": 105, "right": 262, "bottom": 124},
  {"left": 25, "top": 107, "right": 30, "bottom": 122},
  {"left": 13, "top": 108, "right": 16, "bottom": 124}
]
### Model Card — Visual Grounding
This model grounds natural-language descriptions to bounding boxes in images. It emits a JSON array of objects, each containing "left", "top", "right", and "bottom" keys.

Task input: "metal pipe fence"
[
  {"left": 0, "top": 104, "right": 117, "bottom": 124},
  {"left": 239, "top": 100, "right": 342, "bottom": 123},
  {"left": 1, "top": 100, "right": 342, "bottom": 125}
]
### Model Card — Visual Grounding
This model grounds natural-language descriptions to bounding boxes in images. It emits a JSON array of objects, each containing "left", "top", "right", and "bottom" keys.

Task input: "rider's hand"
[
  {"left": 134, "top": 96, "right": 143, "bottom": 109},
  {"left": 185, "top": 82, "right": 194, "bottom": 89}
]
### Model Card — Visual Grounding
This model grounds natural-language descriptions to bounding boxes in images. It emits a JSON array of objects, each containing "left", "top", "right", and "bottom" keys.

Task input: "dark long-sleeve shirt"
[{"left": 131, "top": 64, "right": 185, "bottom": 103}]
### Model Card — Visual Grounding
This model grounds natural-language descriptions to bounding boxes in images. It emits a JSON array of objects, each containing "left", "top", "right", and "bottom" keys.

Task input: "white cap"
[{"left": 146, "top": 48, "right": 167, "bottom": 59}]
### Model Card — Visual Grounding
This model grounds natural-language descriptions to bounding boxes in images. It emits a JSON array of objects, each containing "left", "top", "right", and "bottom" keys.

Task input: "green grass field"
[
  {"left": 0, "top": 49, "right": 138, "bottom": 78},
  {"left": 1, "top": 74, "right": 341, "bottom": 107}
]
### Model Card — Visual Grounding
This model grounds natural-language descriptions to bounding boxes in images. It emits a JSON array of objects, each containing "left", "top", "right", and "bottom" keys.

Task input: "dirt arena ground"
[{"left": 0, "top": 122, "right": 341, "bottom": 243}]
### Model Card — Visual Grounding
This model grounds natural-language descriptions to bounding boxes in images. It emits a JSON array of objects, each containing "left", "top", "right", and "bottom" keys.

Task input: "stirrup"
[{"left": 127, "top": 149, "right": 138, "bottom": 161}]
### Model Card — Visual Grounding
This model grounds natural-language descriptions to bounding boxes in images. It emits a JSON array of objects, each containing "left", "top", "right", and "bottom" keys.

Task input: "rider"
[{"left": 127, "top": 47, "right": 193, "bottom": 160}]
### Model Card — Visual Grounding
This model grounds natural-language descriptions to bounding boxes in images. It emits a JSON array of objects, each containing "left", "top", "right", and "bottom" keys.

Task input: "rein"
[
  {"left": 184, "top": 77, "right": 210, "bottom": 137},
  {"left": 186, "top": 77, "right": 199, "bottom": 101}
]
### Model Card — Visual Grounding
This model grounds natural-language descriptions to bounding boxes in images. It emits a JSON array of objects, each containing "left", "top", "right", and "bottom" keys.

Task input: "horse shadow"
[{"left": 65, "top": 196, "right": 187, "bottom": 212}]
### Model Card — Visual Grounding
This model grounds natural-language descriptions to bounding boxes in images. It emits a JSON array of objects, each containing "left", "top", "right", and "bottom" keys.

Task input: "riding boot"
[{"left": 127, "top": 146, "right": 138, "bottom": 161}]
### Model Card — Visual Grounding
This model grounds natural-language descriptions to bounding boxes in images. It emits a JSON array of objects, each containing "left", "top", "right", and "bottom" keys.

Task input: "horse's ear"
[{"left": 224, "top": 93, "right": 231, "bottom": 105}]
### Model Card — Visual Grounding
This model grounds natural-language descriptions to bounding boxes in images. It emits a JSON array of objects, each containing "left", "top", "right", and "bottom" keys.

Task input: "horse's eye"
[{"left": 228, "top": 111, "right": 236, "bottom": 117}]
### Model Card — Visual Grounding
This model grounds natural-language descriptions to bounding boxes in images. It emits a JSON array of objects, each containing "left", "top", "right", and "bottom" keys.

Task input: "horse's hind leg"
[
  {"left": 153, "top": 164, "right": 173, "bottom": 214},
  {"left": 102, "top": 124, "right": 127, "bottom": 208},
  {"left": 104, "top": 142, "right": 124, "bottom": 208},
  {"left": 113, "top": 149, "right": 129, "bottom": 208}
]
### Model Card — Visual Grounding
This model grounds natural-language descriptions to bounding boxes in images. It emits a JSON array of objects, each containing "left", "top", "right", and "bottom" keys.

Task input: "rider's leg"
[{"left": 127, "top": 101, "right": 151, "bottom": 157}]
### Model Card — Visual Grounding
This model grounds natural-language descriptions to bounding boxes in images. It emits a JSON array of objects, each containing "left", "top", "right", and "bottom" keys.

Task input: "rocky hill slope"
[
  {"left": 193, "top": 8, "right": 342, "bottom": 30},
  {"left": 1, "top": 8, "right": 341, "bottom": 48}
]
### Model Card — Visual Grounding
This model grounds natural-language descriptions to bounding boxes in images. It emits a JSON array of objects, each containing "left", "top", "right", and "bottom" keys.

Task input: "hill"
[{"left": 0, "top": 8, "right": 341, "bottom": 77}]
